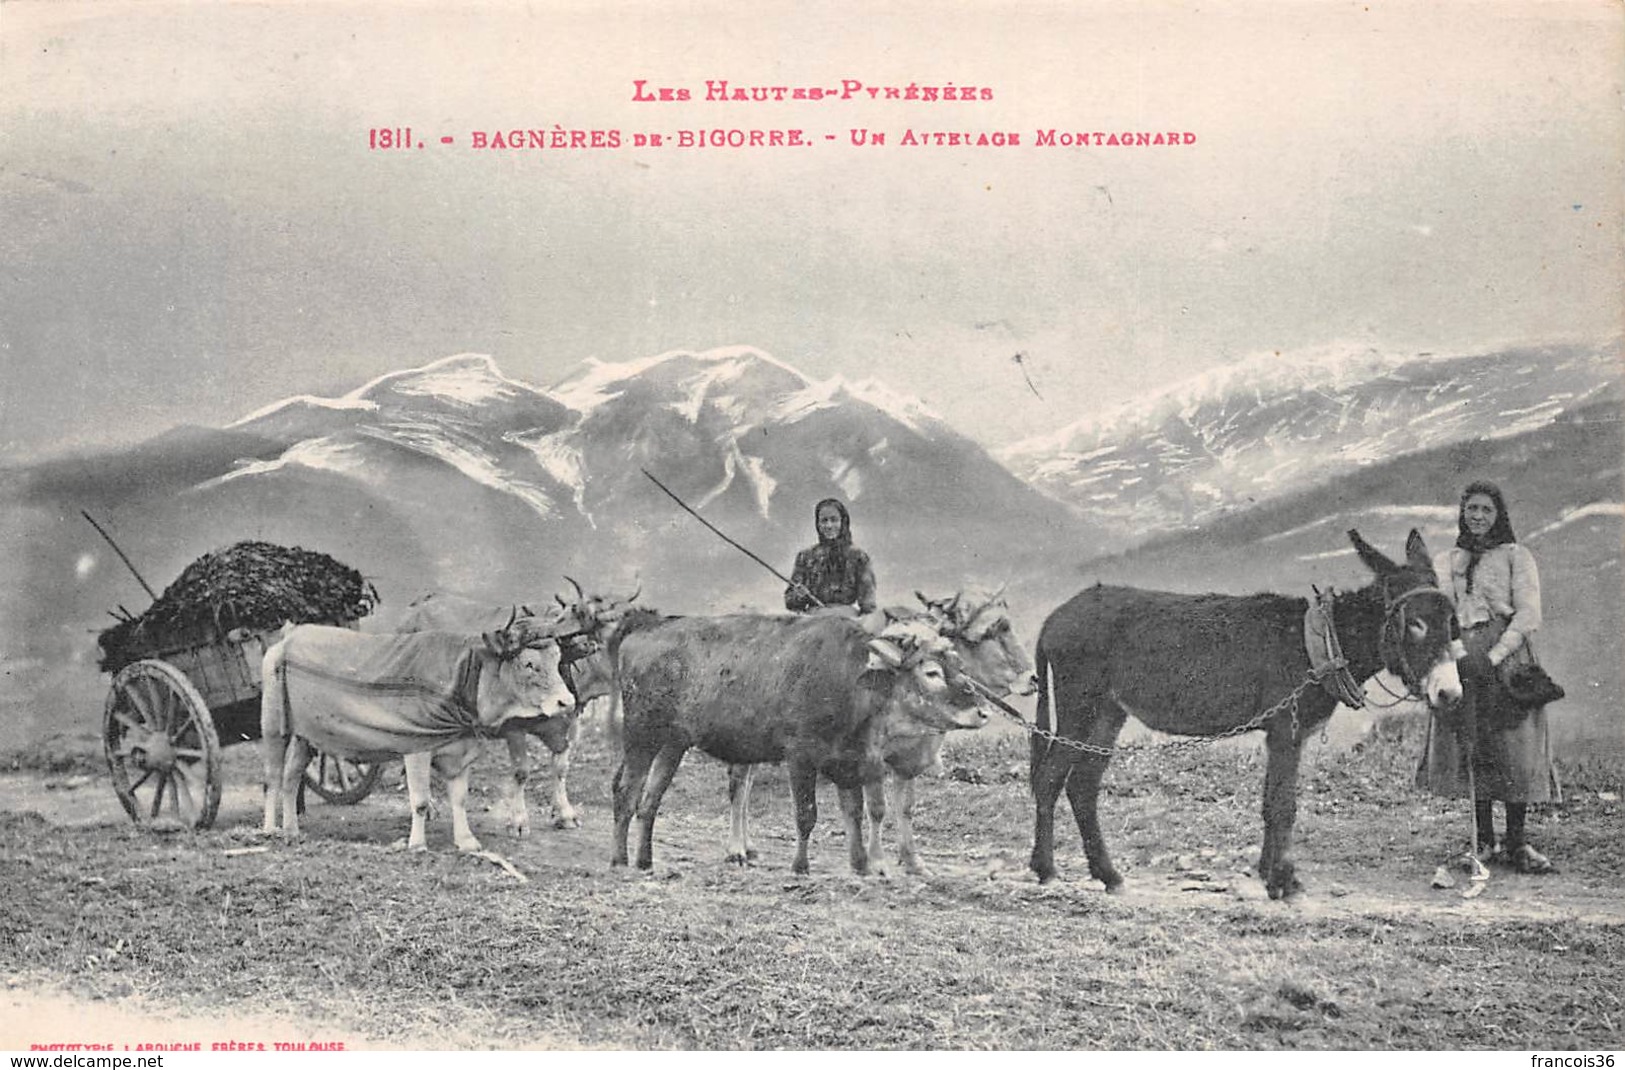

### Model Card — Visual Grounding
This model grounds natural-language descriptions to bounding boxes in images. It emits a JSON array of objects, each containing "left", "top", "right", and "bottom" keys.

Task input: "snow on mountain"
[
  {"left": 771, "top": 375, "right": 946, "bottom": 436},
  {"left": 352, "top": 352, "right": 542, "bottom": 408},
  {"left": 228, "top": 393, "right": 379, "bottom": 428},
  {"left": 1006, "top": 341, "right": 1417, "bottom": 457},
  {"left": 550, "top": 346, "right": 809, "bottom": 422},
  {"left": 153, "top": 338, "right": 1625, "bottom": 554},
  {"left": 509, "top": 430, "right": 588, "bottom": 515},
  {"left": 1274, "top": 498, "right": 1625, "bottom": 560},
  {"left": 356, "top": 422, "right": 559, "bottom": 519},
  {"left": 213, "top": 353, "right": 581, "bottom": 522},
  {"left": 693, "top": 442, "right": 778, "bottom": 518},
  {"left": 771, "top": 377, "right": 856, "bottom": 425},
  {"left": 537, "top": 346, "right": 1018, "bottom": 539},
  {"left": 1002, "top": 339, "right": 1622, "bottom": 540},
  {"left": 1526, "top": 501, "right": 1625, "bottom": 540},
  {"left": 188, "top": 345, "right": 1071, "bottom": 561},
  {"left": 226, "top": 353, "right": 542, "bottom": 433},
  {"left": 738, "top": 452, "right": 777, "bottom": 518}
]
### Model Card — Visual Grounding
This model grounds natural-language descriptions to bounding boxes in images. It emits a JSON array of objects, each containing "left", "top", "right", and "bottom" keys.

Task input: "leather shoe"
[{"left": 1510, "top": 844, "right": 1558, "bottom": 875}]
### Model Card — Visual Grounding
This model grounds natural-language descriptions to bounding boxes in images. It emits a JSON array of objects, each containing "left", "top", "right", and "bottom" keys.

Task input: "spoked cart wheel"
[
  {"left": 103, "top": 660, "right": 223, "bottom": 830},
  {"left": 302, "top": 751, "right": 383, "bottom": 805}
]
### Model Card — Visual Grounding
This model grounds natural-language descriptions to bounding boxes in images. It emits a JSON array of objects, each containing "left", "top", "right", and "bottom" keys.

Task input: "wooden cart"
[{"left": 102, "top": 622, "right": 382, "bottom": 830}]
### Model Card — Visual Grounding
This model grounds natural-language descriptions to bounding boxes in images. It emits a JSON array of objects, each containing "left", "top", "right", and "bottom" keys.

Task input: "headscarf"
[
  {"left": 1455, "top": 480, "right": 1516, "bottom": 593},
  {"left": 814, "top": 497, "right": 852, "bottom": 547}
]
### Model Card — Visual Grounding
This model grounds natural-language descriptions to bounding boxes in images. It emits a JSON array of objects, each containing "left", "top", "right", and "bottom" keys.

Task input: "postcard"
[{"left": 2, "top": 0, "right": 1621, "bottom": 1056}]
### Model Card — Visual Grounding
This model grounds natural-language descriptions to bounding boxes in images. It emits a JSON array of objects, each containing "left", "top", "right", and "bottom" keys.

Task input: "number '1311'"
[{"left": 369, "top": 128, "right": 414, "bottom": 150}]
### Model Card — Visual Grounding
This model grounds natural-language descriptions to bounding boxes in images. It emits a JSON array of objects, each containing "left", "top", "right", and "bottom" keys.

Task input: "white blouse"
[{"left": 1433, "top": 543, "right": 1543, "bottom": 666}]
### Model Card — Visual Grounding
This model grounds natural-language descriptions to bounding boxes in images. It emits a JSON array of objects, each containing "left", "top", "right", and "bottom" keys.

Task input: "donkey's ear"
[
  {"left": 1404, "top": 529, "right": 1434, "bottom": 575},
  {"left": 1348, "top": 528, "right": 1397, "bottom": 575}
]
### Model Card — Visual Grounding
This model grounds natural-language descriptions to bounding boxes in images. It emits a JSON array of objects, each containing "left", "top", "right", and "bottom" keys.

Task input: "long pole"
[
  {"left": 640, "top": 468, "right": 822, "bottom": 607},
  {"left": 1462, "top": 692, "right": 1490, "bottom": 882},
  {"left": 638, "top": 467, "right": 1027, "bottom": 720},
  {"left": 81, "top": 510, "right": 158, "bottom": 602}
]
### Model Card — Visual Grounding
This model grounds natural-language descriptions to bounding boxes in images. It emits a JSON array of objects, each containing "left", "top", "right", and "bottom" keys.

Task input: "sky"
[{"left": 2, "top": 0, "right": 1621, "bottom": 461}]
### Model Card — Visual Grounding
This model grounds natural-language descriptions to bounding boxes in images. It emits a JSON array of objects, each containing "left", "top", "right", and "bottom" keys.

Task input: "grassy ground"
[{"left": 2, "top": 714, "right": 1622, "bottom": 1050}]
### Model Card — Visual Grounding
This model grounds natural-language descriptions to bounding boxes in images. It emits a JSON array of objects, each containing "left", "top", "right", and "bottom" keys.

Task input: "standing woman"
[
  {"left": 1419, "top": 480, "right": 1562, "bottom": 874},
  {"left": 785, "top": 497, "right": 878, "bottom": 615}
]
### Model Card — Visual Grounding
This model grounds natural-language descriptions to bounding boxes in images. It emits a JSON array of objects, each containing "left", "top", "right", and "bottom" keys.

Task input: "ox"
[
  {"left": 388, "top": 585, "right": 633, "bottom": 834},
  {"left": 1030, "top": 529, "right": 1464, "bottom": 899},
  {"left": 610, "top": 611, "right": 991, "bottom": 875},
  {"left": 723, "top": 587, "right": 1035, "bottom": 875},
  {"left": 261, "top": 617, "right": 575, "bottom": 851}
]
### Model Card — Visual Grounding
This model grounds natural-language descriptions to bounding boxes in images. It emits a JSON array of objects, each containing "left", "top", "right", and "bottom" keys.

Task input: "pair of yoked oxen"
[{"left": 264, "top": 529, "right": 1466, "bottom": 901}]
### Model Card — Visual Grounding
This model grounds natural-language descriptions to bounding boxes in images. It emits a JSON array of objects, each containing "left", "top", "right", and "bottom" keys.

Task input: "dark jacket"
[
  {"left": 785, "top": 498, "right": 877, "bottom": 614},
  {"left": 785, "top": 543, "right": 877, "bottom": 613}
]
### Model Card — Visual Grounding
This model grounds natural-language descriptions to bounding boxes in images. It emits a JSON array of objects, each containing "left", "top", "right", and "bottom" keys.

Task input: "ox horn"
[
  {"left": 563, "top": 575, "right": 585, "bottom": 604},
  {"left": 600, "top": 583, "right": 644, "bottom": 624},
  {"left": 484, "top": 625, "right": 517, "bottom": 658},
  {"left": 964, "top": 585, "right": 1006, "bottom": 628}
]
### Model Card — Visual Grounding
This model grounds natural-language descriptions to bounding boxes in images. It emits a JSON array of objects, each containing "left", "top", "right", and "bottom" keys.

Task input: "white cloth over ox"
[
  {"left": 266, "top": 629, "right": 518, "bottom": 762},
  {"left": 391, "top": 595, "right": 532, "bottom": 636}
]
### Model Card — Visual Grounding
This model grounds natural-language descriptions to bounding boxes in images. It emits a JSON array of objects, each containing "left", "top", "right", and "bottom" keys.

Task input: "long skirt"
[{"left": 1415, "top": 622, "right": 1562, "bottom": 804}]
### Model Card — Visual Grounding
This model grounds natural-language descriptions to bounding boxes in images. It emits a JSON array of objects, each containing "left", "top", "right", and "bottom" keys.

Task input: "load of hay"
[{"left": 98, "top": 541, "right": 379, "bottom": 673}]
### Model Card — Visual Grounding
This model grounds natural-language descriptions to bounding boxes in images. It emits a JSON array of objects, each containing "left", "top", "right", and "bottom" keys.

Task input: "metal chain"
[
  {"left": 1009, "top": 582, "right": 1445, "bottom": 759},
  {"left": 1007, "top": 671, "right": 1323, "bottom": 758},
  {"left": 1363, "top": 668, "right": 1425, "bottom": 709}
]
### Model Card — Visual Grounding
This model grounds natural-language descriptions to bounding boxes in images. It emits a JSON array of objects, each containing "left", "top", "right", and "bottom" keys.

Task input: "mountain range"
[
  {"left": 1001, "top": 341, "right": 1621, "bottom": 543},
  {"left": 2, "top": 340, "right": 1620, "bottom": 757}
]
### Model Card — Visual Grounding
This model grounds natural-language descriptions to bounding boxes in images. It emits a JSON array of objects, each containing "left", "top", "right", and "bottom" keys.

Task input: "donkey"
[{"left": 1029, "top": 528, "right": 1464, "bottom": 900}]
